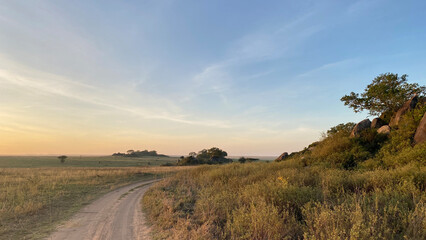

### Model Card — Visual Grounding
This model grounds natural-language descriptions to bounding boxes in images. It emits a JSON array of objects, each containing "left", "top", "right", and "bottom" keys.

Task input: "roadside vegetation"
[
  {"left": 0, "top": 166, "right": 190, "bottom": 239},
  {"left": 143, "top": 73, "right": 426, "bottom": 239}
]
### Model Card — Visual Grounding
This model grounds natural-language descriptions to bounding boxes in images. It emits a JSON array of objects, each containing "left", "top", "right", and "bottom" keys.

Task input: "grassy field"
[
  {"left": 143, "top": 161, "right": 425, "bottom": 240},
  {"left": 141, "top": 107, "right": 426, "bottom": 239},
  {"left": 0, "top": 155, "right": 179, "bottom": 168},
  {"left": 0, "top": 165, "right": 191, "bottom": 239}
]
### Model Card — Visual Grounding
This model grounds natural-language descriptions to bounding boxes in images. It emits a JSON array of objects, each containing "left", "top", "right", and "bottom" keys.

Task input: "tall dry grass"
[
  {"left": 0, "top": 166, "right": 190, "bottom": 239},
  {"left": 143, "top": 162, "right": 426, "bottom": 240}
]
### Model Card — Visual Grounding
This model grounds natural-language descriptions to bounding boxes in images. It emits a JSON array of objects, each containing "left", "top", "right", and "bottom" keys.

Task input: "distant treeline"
[{"left": 112, "top": 149, "right": 168, "bottom": 158}]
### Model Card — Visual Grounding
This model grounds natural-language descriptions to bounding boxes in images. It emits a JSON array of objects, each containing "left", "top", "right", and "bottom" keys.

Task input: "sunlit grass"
[
  {"left": 143, "top": 162, "right": 426, "bottom": 239},
  {"left": 0, "top": 166, "right": 192, "bottom": 239}
]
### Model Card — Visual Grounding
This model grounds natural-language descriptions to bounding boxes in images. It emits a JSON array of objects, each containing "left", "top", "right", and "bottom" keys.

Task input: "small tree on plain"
[{"left": 58, "top": 155, "right": 67, "bottom": 164}]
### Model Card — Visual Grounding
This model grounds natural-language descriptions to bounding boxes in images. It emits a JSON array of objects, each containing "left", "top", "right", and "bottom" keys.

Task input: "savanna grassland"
[
  {"left": 143, "top": 158, "right": 425, "bottom": 240},
  {"left": 143, "top": 74, "right": 426, "bottom": 240},
  {"left": 0, "top": 155, "right": 191, "bottom": 239},
  {"left": 0, "top": 155, "right": 178, "bottom": 168}
]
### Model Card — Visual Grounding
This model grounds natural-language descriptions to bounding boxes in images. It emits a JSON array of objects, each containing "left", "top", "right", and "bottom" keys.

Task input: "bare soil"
[{"left": 47, "top": 180, "right": 158, "bottom": 240}]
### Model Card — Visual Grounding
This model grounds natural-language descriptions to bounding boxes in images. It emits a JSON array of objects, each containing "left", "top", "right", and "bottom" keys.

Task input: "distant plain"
[
  {"left": 0, "top": 155, "right": 191, "bottom": 239},
  {"left": 0, "top": 155, "right": 179, "bottom": 168}
]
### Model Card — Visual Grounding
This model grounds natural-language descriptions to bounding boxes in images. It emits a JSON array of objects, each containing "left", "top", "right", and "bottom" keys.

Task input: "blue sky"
[{"left": 0, "top": 0, "right": 425, "bottom": 155}]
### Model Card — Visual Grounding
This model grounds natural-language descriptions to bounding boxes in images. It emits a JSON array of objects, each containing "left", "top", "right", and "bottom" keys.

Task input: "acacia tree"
[
  {"left": 340, "top": 73, "right": 425, "bottom": 117},
  {"left": 58, "top": 155, "right": 67, "bottom": 164}
]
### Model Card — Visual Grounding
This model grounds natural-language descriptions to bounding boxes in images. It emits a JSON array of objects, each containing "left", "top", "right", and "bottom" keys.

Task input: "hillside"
[
  {"left": 142, "top": 75, "right": 426, "bottom": 239},
  {"left": 143, "top": 162, "right": 425, "bottom": 239}
]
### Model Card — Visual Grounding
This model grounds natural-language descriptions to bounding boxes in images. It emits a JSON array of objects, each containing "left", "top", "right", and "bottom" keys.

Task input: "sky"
[{"left": 0, "top": 0, "right": 425, "bottom": 156}]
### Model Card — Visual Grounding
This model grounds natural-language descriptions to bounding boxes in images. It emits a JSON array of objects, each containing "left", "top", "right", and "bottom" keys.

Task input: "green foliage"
[
  {"left": 377, "top": 103, "right": 426, "bottom": 167},
  {"left": 238, "top": 157, "right": 259, "bottom": 164},
  {"left": 341, "top": 73, "right": 425, "bottom": 116},
  {"left": 143, "top": 163, "right": 426, "bottom": 239},
  {"left": 325, "top": 122, "right": 355, "bottom": 138},
  {"left": 302, "top": 123, "right": 388, "bottom": 169},
  {"left": 292, "top": 100, "right": 425, "bottom": 169},
  {"left": 197, "top": 147, "right": 228, "bottom": 160},
  {"left": 177, "top": 156, "right": 201, "bottom": 165},
  {"left": 112, "top": 149, "right": 168, "bottom": 158},
  {"left": 58, "top": 155, "right": 67, "bottom": 163},
  {"left": 177, "top": 147, "right": 232, "bottom": 166}
]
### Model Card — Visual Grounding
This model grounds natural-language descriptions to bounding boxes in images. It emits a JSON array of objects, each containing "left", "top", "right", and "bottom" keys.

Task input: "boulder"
[
  {"left": 275, "top": 152, "right": 288, "bottom": 161},
  {"left": 350, "top": 119, "right": 371, "bottom": 137},
  {"left": 377, "top": 125, "right": 391, "bottom": 135},
  {"left": 413, "top": 112, "right": 426, "bottom": 145},
  {"left": 371, "top": 118, "right": 385, "bottom": 129},
  {"left": 389, "top": 95, "right": 418, "bottom": 127}
]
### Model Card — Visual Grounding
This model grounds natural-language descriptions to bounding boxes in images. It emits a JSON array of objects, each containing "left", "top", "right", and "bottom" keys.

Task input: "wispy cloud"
[
  {"left": 347, "top": 0, "right": 383, "bottom": 15},
  {"left": 0, "top": 57, "right": 232, "bottom": 129},
  {"left": 296, "top": 58, "right": 360, "bottom": 79},
  {"left": 185, "top": 12, "right": 324, "bottom": 110},
  {"left": 190, "top": 17, "right": 321, "bottom": 93}
]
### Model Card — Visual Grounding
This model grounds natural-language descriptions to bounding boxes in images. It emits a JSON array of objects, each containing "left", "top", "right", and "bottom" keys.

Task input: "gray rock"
[
  {"left": 389, "top": 95, "right": 418, "bottom": 127},
  {"left": 371, "top": 118, "right": 385, "bottom": 129},
  {"left": 275, "top": 152, "right": 288, "bottom": 161},
  {"left": 377, "top": 125, "right": 391, "bottom": 135},
  {"left": 414, "top": 112, "right": 426, "bottom": 145},
  {"left": 350, "top": 119, "right": 371, "bottom": 137}
]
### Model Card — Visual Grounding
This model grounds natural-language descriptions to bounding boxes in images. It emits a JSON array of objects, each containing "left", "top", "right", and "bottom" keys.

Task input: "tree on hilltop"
[{"left": 341, "top": 73, "right": 425, "bottom": 117}]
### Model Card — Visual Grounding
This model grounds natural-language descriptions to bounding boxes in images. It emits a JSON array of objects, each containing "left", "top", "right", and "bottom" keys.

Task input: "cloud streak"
[{"left": 0, "top": 57, "right": 232, "bottom": 129}]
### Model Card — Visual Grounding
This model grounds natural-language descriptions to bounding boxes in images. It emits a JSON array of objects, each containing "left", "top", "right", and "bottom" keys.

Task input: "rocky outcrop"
[
  {"left": 389, "top": 95, "right": 418, "bottom": 127},
  {"left": 377, "top": 125, "right": 391, "bottom": 135},
  {"left": 371, "top": 118, "right": 385, "bottom": 129},
  {"left": 275, "top": 152, "right": 289, "bottom": 161},
  {"left": 413, "top": 112, "right": 426, "bottom": 145},
  {"left": 350, "top": 119, "right": 371, "bottom": 137}
]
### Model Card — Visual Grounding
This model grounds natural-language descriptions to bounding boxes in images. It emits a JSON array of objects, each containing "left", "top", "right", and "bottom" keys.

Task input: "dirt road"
[{"left": 47, "top": 179, "right": 158, "bottom": 240}]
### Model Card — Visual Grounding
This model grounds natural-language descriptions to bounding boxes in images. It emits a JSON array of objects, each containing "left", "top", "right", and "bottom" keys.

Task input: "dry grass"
[
  {"left": 143, "top": 162, "right": 425, "bottom": 240},
  {"left": 0, "top": 166, "right": 192, "bottom": 239}
]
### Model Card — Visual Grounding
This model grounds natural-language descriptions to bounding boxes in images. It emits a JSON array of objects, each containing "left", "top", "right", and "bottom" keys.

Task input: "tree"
[
  {"left": 340, "top": 73, "right": 425, "bottom": 117},
  {"left": 206, "top": 147, "right": 228, "bottom": 158},
  {"left": 325, "top": 122, "right": 356, "bottom": 138},
  {"left": 197, "top": 147, "right": 229, "bottom": 163},
  {"left": 58, "top": 155, "right": 67, "bottom": 164},
  {"left": 238, "top": 157, "right": 246, "bottom": 163},
  {"left": 238, "top": 157, "right": 259, "bottom": 163},
  {"left": 178, "top": 147, "right": 230, "bottom": 165}
]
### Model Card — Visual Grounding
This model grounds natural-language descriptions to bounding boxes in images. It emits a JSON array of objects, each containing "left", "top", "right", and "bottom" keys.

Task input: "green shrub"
[{"left": 378, "top": 104, "right": 426, "bottom": 167}]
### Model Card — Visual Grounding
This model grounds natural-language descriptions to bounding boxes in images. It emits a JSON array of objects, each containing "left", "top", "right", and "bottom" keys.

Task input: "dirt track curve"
[{"left": 47, "top": 179, "right": 158, "bottom": 240}]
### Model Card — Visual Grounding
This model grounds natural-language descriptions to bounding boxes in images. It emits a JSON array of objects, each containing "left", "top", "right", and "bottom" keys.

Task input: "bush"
[{"left": 378, "top": 103, "right": 426, "bottom": 167}]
